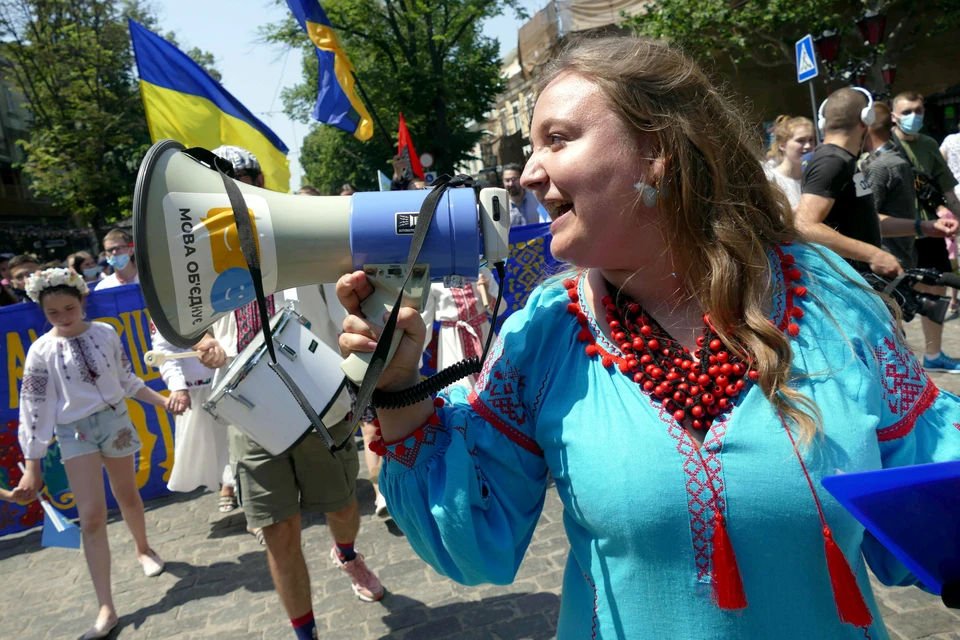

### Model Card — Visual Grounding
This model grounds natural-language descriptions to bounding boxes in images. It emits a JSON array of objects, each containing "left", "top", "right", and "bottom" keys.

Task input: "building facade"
[{"left": 459, "top": 0, "right": 649, "bottom": 183}]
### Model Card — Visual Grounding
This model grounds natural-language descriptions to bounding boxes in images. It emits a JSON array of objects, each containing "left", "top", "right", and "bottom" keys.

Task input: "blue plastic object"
[
  {"left": 40, "top": 499, "right": 81, "bottom": 549},
  {"left": 821, "top": 460, "right": 960, "bottom": 595},
  {"left": 349, "top": 189, "right": 480, "bottom": 280}
]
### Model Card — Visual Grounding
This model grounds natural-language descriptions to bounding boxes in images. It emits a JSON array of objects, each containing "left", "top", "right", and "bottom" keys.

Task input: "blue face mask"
[
  {"left": 107, "top": 253, "right": 130, "bottom": 270},
  {"left": 899, "top": 113, "right": 924, "bottom": 135},
  {"left": 82, "top": 266, "right": 101, "bottom": 278}
]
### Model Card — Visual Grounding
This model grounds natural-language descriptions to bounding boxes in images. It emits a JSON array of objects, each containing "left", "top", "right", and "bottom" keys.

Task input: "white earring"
[{"left": 634, "top": 181, "right": 659, "bottom": 208}]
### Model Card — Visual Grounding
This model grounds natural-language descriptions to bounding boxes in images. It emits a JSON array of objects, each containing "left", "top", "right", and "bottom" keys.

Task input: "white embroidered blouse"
[{"left": 18, "top": 322, "right": 145, "bottom": 459}]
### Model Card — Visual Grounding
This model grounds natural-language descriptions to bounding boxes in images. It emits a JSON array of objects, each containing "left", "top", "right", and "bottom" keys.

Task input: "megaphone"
[{"left": 133, "top": 140, "right": 510, "bottom": 383}]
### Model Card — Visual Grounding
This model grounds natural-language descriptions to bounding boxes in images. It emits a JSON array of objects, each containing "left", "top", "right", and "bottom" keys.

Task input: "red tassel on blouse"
[
  {"left": 780, "top": 412, "right": 874, "bottom": 630},
  {"left": 710, "top": 512, "right": 748, "bottom": 610},
  {"left": 823, "top": 527, "right": 873, "bottom": 628}
]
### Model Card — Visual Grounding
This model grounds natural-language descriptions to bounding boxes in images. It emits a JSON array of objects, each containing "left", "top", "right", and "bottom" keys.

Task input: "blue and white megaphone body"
[{"left": 132, "top": 140, "right": 510, "bottom": 384}]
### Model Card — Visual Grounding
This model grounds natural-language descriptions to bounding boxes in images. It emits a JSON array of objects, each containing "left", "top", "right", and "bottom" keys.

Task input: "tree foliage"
[
  {"left": 262, "top": 0, "right": 524, "bottom": 194},
  {"left": 626, "top": 0, "right": 960, "bottom": 84},
  {"left": 0, "top": 0, "right": 220, "bottom": 227}
]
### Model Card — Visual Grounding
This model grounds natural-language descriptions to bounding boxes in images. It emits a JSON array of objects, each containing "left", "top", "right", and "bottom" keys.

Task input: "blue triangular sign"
[{"left": 40, "top": 500, "right": 81, "bottom": 549}]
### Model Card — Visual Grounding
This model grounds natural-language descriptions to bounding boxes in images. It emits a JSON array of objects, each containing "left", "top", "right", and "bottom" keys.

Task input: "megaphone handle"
[
  {"left": 342, "top": 333, "right": 405, "bottom": 385},
  {"left": 341, "top": 282, "right": 411, "bottom": 385}
]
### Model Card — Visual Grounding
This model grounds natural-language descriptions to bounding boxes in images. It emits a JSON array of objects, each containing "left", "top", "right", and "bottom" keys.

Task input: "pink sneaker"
[{"left": 330, "top": 547, "right": 384, "bottom": 602}]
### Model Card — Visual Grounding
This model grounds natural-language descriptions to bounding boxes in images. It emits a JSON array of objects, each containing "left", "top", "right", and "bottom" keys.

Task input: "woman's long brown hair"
[{"left": 539, "top": 34, "right": 824, "bottom": 441}]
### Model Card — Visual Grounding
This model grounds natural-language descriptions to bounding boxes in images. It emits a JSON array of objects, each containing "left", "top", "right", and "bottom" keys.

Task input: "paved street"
[{"left": 2, "top": 319, "right": 960, "bottom": 639}]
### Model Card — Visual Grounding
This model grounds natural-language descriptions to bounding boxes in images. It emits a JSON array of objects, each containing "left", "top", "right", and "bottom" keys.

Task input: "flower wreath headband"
[{"left": 25, "top": 268, "right": 89, "bottom": 304}]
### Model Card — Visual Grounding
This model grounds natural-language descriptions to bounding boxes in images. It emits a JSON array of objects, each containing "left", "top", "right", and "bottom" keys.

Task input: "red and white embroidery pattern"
[
  {"left": 474, "top": 334, "right": 504, "bottom": 394},
  {"left": 469, "top": 335, "right": 543, "bottom": 457},
  {"left": 67, "top": 337, "right": 99, "bottom": 384},
  {"left": 875, "top": 332, "right": 938, "bottom": 442},
  {"left": 664, "top": 408, "right": 729, "bottom": 580},
  {"left": 21, "top": 371, "right": 48, "bottom": 399},
  {"left": 382, "top": 422, "right": 445, "bottom": 468}
]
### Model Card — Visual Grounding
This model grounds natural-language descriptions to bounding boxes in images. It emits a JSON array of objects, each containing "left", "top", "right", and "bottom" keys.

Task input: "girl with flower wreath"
[
  {"left": 336, "top": 35, "right": 960, "bottom": 639},
  {"left": 13, "top": 268, "right": 184, "bottom": 639}
]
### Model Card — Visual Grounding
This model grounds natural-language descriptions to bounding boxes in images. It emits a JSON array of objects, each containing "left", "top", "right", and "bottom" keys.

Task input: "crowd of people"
[
  {"left": 0, "top": 231, "right": 142, "bottom": 307},
  {"left": 786, "top": 87, "right": 960, "bottom": 372},
  {"left": 5, "top": 143, "right": 512, "bottom": 639},
  {"left": 5, "top": 30, "right": 960, "bottom": 640}
]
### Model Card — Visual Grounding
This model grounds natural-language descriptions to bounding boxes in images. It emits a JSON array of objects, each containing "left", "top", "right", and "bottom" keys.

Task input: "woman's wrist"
[
  {"left": 377, "top": 397, "right": 436, "bottom": 445},
  {"left": 377, "top": 371, "right": 423, "bottom": 394}
]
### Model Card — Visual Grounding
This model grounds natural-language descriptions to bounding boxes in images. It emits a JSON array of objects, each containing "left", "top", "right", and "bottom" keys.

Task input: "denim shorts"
[{"left": 54, "top": 405, "right": 142, "bottom": 462}]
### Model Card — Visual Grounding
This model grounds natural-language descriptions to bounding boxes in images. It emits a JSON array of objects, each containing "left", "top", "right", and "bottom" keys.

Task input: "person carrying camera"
[
  {"left": 861, "top": 102, "right": 957, "bottom": 270},
  {"left": 892, "top": 91, "right": 960, "bottom": 372},
  {"left": 795, "top": 88, "right": 902, "bottom": 277}
]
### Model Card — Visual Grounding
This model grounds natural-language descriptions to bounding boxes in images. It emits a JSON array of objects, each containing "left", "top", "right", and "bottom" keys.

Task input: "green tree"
[
  {"left": 0, "top": 0, "right": 220, "bottom": 227},
  {"left": 262, "top": 0, "right": 524, "bottom": 193},
  {"left": 626, "top": 0, "right": 959, "bottom": 85}
]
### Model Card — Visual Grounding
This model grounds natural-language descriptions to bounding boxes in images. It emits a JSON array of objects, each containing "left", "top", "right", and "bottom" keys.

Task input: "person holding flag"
[{"left": 389, "top": 113, "right": 426, "bottom": 190}]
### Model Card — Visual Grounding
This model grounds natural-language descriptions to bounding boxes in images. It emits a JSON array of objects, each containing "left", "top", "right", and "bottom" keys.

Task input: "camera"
[{"left": 861, "top": 268, "right": 960, "bottom": 324}]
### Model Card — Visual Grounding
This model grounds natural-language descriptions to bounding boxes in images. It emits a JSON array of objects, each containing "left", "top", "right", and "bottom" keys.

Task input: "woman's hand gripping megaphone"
[{"left": 337, "top": 270, "right": 427, "bottom": 392}]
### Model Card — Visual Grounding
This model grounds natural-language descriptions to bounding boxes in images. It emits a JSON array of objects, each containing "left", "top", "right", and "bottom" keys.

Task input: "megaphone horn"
[{"left": 133, "top": 140, "right": 510, "bottom": 382}]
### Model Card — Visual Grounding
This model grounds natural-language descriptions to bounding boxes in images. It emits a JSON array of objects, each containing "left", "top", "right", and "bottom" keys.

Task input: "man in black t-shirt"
[{"left": 795, "top": 88, "right": 901, "bottom": 277}]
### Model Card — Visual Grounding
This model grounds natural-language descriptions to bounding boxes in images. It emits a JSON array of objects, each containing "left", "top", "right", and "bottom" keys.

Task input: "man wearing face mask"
[
  {"left": 795, "top": 88, "right": 902, "bottom": 277},
  {"left": 891, "top": 91, "right": 960, "bottom": 372},
  {"left": 96, "top": 228, "right": 139, "bottom": 289}
]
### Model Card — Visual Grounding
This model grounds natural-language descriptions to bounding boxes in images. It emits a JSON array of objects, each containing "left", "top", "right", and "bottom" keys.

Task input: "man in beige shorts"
[{"left": 211, "top": 146, "right": 383, "bottom": 640}]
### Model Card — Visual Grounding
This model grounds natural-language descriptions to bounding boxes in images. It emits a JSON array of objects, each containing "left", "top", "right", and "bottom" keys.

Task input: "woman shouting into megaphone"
[{"left": 338, "top": 33, "right": 960, "bottom": 640}]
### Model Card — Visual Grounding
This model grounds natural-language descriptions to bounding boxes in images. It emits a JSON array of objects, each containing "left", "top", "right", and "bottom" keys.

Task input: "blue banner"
[
  {"left": 0, "top": 284, "right": 175, "bottom": 537},
  {"left": 493, "top": 222, "right": 560, "bottom": 331}
]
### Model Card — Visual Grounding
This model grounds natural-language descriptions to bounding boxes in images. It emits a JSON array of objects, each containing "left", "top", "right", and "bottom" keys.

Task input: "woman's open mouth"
[{"left": 545, "top": 201, "right": 573, "bottom": 220}]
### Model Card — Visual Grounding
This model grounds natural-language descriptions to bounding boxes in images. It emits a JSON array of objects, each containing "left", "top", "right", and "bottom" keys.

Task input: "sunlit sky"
[{"left": 156, "top": 0, "right": 546, "bottom": 191}]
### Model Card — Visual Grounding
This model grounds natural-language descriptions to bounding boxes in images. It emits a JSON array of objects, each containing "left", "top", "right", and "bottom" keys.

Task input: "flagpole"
[{"left": 351, "top": 71, "right": 394, "bottom": 153}]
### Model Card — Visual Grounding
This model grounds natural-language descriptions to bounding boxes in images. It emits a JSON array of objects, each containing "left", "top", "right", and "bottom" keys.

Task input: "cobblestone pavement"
[{"left": 2, "top": 320, "right": 960, "bottom": 639}]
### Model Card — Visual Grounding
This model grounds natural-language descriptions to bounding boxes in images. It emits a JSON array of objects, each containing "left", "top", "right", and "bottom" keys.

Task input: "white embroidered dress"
[
  {"left": 421, "top": 267, "right": 499, "bottom": 392},
  {"left": 150, "top": 327, "right": 231, "bottom": 492}
]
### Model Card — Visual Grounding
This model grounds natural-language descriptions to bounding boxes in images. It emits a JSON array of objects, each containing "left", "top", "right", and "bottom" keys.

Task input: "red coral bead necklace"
[{"left": 567, "top": 277, "right": 758, "bottom": 431}]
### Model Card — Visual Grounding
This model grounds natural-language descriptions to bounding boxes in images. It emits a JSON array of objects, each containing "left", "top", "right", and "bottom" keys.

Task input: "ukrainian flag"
[
  {"left": 129, "top": 20, "right": 291, "bottom": 192},
  {"left": 286, "top": 0, "right": 374, "bottom": 141}
]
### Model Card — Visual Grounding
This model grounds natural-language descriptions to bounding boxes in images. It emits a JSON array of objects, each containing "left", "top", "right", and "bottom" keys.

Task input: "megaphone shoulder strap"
[{"left": 216, "top": 169, "right": 339, "bottom": 452}]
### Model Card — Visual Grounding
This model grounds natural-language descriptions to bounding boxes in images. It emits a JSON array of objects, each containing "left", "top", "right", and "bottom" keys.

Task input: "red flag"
[{"left": 397, "top": 112, "right": 425, "bottom": 180}]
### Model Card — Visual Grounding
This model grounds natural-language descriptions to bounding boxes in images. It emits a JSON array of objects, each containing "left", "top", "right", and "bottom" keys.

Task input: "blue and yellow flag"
[
  {"left": 286, "top": 0, "right": 374, "bottom": 141},
  {"left": 128, "top": 20, "right": 291, "bottom": 192}
]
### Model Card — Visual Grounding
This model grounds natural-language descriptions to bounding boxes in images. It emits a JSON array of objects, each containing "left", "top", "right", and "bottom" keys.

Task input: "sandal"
[
  {"left": 218, "top": 495, "right": 238, "bottom": 513},
  {"left": 80, "top": 617, "right": 119, "bottom": 640},
  {"left": 138, "top": 548, "right": 164, "bottom": 577},
  {"left": 249, "top": 527, "right": 265, "bottom": 547}
]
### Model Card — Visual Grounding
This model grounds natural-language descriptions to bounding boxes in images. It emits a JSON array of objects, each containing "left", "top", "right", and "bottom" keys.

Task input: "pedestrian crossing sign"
[{"left": 796, "top": 35, "right": 819, "bottom": 83}]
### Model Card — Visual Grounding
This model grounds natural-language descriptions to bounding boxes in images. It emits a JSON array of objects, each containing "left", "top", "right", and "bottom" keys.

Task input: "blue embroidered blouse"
[{"left": 379, "top": 243, "right": 960, "bottom": 639}]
